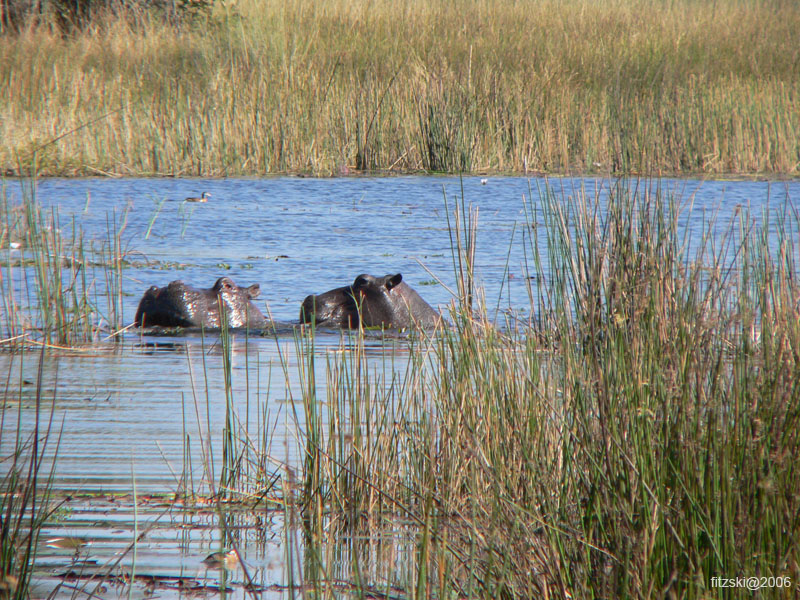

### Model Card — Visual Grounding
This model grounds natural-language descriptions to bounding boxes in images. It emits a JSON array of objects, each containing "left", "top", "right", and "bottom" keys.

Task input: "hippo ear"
[
  {"left": 215, "top": 277, "right": 234, "bottom": 292},
  {"left": 385, "top": 273, "right": 403, "bottom": 290},
  {"left": 246, "top": 284, "right": 261, "bottom": 299}
]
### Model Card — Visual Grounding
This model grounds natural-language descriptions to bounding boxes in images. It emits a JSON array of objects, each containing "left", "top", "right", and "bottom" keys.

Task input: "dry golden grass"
[{"left": 1, "top": 0, "right": 798, "bottom": 176}]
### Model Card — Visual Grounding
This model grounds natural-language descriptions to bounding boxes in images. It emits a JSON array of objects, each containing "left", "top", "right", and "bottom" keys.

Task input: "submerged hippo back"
[
  {"left": 134, "top": 277, "right": 268, "bottom": 330},
  {"left": 134, "top": 281, "right": 198, "bottom": 328},
  {"left": 300, "top": 273, "right": 440, "bottom": 329}
]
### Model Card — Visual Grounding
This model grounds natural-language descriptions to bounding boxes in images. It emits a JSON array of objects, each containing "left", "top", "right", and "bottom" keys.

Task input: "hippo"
[
  {"left": 300, "top": 273, "right": 441, "bottom": 330},
  {"left": 134, "top": 277, "right": 268, "bottom": 330}
]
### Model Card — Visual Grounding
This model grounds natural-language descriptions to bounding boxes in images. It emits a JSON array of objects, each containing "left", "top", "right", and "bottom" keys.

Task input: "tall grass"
[
  {"left": 0, "top": 347, "right": 60, "bottom": 599},
  {"left": 1, "top": 0, "right": 798, "bottom": 176},
  {"left": 282, "top": 180, "right": 800, "bottom": 598},
  {"left": 0, "top": 182, "right": 127, "bottom": 346},
  {"left": 94, "top": 175, "right": 799, "bottom": 597}
]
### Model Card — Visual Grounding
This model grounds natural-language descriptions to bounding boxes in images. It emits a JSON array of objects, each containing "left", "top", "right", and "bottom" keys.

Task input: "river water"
[{"left": 1, "top": 175, "right": 798, "bottom": 598}]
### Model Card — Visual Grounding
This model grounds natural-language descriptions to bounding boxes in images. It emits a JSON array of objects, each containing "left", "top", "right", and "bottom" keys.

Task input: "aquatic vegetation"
[
  {"left": 0, "top": 183, "right": 127, "bottom": 347},
  {"left": 0, "top": 349, "right": 59, "bottom": 600},
  {"left": 0, "top": 0, "right": 798, "bottom": 176},
  {"left": 169, "top": 179, "right": 800, "bottom": 598},
  {"left": 8, "top": 176, "right": 799, "bottom": 598},
  {"left": 285, "top": 181, "right": 800, "bottom": 597}
]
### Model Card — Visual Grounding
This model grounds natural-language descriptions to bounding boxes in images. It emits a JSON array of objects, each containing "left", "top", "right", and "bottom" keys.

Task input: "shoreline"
[{"left": 4, "top": 168, "right": 799, "bottom": 182}]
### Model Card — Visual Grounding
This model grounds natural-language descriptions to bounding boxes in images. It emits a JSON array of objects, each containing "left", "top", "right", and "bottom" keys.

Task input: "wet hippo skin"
[
  {"left": 134, "top": 277, "right": 268, "bottom": 329},
  {"left": 300, "top": 273, "right": 441, "bottom": 329}
]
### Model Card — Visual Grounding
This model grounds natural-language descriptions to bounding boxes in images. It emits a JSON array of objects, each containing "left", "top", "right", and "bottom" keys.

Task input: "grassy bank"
[{"left": 1, "top": 0, "right": 798, "bottom": 177}]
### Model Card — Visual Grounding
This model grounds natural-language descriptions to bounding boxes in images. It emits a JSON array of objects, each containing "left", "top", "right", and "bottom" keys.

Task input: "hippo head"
[
  {"left": 134, "top": 277, "right": 267, "bottom": 329},
  {"left": 300, "top": 273, "right": 440, "bottom": 329},
  {"left": 212, "top": 277, "right": 266, "bottom": 328}
]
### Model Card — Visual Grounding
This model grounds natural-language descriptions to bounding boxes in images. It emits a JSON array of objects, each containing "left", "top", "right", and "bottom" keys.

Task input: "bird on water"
[
  {"left": 202, "top": 549, "right": 239, "bottom": 570},
  {"left": 185, "top": 191, "right": 211, "bottom": 202}
]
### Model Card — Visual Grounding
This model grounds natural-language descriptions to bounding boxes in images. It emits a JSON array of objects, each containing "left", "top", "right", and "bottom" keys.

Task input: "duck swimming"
[
  {"left": 185, "top": 191, "right": 211, "bottom": 202},
  {"left": 202, "top": 549, "right": 239, "bottom": 570}
]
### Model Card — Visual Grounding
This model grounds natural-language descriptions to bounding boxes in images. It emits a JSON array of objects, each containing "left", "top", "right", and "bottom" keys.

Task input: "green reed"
[
  {"left": 0, "top": 347, "right": 60, "bottom": 599},
  {"left": 154, "top": 175, "right": 799, "bottom": 596},
  {"left": 0, "top": 182, "right": 126, "bottom": 346},
  {"left": 178, "top": 320, "right": 287, "bottom": 506},
  {"left": 1, "top": 0, "right": 797, "bottom": 176},
  {"left": 278, "top": 179, "right": 800, "bottom": 598}
]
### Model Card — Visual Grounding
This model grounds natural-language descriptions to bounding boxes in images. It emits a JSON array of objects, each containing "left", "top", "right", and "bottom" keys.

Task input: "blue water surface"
[
  {"left": 2, "top": 175, "right": 798, "bottom": 598},
  {"left": 6, "top": 175, "right": 798, "bottom": 325}
]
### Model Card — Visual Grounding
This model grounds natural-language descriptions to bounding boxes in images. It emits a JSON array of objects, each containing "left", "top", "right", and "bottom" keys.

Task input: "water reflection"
[
  {"left": 29, "top": 491, "right": 421, "bottom": 600},
  {"left": 31, "top": 496, "right": 288, "bottom": 600},
  {"left": 2, "top": 175, "right": 799, "bottom": 598},
  {"left": 0, "top": 327, "right": 423, "bottom": 490}
]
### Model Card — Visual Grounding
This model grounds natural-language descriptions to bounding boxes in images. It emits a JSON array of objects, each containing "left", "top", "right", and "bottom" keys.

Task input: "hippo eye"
[
  {"left": 148, "top": 286, "right": 159, "bottom": 293},
  {"left": 354, "top": 275, "right": 369, "bottom": 288},
  {"left": 215, "top": 277, "right": 234, "bottom": 292}
]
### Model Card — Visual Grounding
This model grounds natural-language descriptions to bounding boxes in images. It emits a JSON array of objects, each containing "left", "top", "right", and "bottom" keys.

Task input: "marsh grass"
[
  {"left": 273, "top": 180, "right": 800, "bottom": 598},
  {"left": 0, "top": 182, "right": 127, "bottom": 346},
  {"left": 177, "top": 323, "right": 286, "bottom": 508},
  {"left": 124, "top": 173, "right": 800, "bottom": 597},
  {"left": 0, "top": 347, "right": 60, "bottom": 600},
  {"left": 1, "top": 0, "right": 798, "bottom": 176}
]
